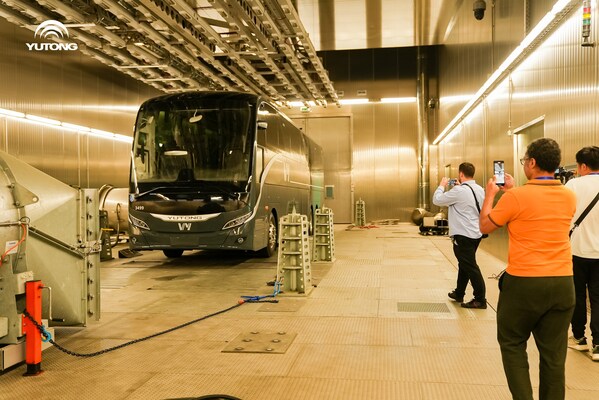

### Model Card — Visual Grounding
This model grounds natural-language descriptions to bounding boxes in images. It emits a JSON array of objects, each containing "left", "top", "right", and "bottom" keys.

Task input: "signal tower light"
[{"left": 582, "top": 0, "right": 595, "bottom": 47}]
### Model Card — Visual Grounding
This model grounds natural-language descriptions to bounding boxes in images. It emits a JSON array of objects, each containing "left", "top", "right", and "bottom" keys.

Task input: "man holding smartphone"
[
  {"left": 479, "top": 138, "right": 576, "bottom": 400},
  {"left": 433, "top": 162, "right": 487, "bottom": 309}
]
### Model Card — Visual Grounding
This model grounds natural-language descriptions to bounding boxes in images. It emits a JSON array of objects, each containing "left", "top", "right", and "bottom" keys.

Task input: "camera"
[
  {"left": 554, "top": 166, "right": 575, "bottom": 184},
  {"left": 448, "top": 179, "right": 458, "bottom": 186},
  {"left": 473, "top": 0, "right": 486, "bottom": 20}
]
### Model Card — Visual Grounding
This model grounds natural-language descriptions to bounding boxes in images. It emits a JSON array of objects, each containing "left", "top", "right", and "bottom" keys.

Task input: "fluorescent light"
[
  {"left": 112, "top": 134, "right": 134, "bottom": 143},
  {"left": 61, "top": 122, "right": 91, "bottom": 132},
  {"left": 90, "top": 128, "right": 114, "bottom": 136},
  {"left": 432, "top": 0, "right": 577, "bottom": 145},
  {"left": 63, "top": 105, "right": 140, "bottom": 112},
  {"left": 286, "top": 97, "right": 416, "bottom": 107},
  {"left": 25, "top": 114, "right": 61, "bottom": 125},
  {"left": 381, "top": 97, "right": 417, "bottom": 104},
  {"left": 90, "top": 129, "right": 133, "bottom": 143},
  {"left": 0, "top": 107, "right": 132, "bottom": 144},
  {"left": 339, "top": 98, "right": 369, "bottom": 105},
  {"left": 0, "top": 108, "right": 25, "bottom": 118}
]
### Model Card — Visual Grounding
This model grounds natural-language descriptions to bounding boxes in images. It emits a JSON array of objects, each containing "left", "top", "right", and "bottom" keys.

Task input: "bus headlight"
[
  {"left": 129, "top": 214, "right": 150, "bottom": 230},
  {"left": 222, "top": 212, "right": 251, "bottom": 230}
]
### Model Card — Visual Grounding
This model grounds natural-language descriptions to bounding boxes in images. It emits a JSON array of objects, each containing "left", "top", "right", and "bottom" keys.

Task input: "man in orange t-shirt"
[{"left": 480, "top": 138, "right": 576, "bottom": 400}]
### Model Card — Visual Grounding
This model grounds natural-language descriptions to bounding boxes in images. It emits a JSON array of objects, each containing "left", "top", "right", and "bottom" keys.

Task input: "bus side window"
[
  {"left": 259, "top": 103, "right": 279, "bottom": 149},
  {"left": 256, "top": 146, "right": 264, "bottom": 183}
]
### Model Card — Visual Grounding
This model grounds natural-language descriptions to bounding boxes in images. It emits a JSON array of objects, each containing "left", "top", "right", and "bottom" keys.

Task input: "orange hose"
[{"left": 0, "top": 223, "right": 27, "bottom": 268}]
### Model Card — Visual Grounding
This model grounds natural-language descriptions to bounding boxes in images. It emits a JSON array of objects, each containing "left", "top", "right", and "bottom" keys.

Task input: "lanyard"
[{"left": 534, "top": 176, "right": 555, "bottom": 180}]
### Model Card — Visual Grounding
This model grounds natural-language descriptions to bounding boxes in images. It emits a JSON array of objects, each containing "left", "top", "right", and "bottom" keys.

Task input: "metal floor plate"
[
  {"left": 397, "top": 302, "right": 451, "bottom": 313},
  {"left": 222, "top": 331, "right": 297, "bottom": 354}
]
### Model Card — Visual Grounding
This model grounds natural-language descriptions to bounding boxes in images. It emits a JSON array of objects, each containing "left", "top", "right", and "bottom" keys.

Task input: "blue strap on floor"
[{"left": 241, "top": 280, "right": 281, "bottom": 303}]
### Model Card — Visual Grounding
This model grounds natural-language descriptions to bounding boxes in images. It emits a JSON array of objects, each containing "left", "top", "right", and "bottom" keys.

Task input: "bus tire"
[
  {"left": 163, "top": 249, "right": 184, "bottom": 258},
  {"left": 259, "top": 213, "right": 277, "bottom": 258}
]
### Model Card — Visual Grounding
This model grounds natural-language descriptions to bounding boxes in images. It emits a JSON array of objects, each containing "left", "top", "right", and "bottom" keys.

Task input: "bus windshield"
[{"left": 131, "top": 95, "right": 255, "bottom": 198}]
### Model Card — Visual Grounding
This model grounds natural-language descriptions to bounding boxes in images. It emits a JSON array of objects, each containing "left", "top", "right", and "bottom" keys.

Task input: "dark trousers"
[
  {"left": 497, "top": 274, "right": 575, "bottom": 400},
  {"left": 571, "top": 256, "right": 599, "bottom": 346},
  {"left": 451, "top": 235, "right": 485, "bottom": 301}
]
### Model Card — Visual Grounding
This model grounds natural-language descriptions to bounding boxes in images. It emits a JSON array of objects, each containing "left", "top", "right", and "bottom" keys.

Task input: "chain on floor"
[{"left": 23, "top": 302, "right": 244, "bottom": 358}]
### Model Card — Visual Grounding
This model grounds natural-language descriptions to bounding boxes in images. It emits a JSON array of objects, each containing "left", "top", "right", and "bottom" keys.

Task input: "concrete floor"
[{"left": 1, "top": 223, "right": 598, "bottom": 400}]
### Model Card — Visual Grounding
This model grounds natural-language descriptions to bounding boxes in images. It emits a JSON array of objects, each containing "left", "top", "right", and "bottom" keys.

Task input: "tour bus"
[{"left": 128, "top": 91, "right": 324, "bottom": 258}]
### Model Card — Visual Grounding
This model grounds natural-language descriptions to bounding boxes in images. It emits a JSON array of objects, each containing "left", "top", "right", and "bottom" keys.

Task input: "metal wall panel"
[
  {"left": 0, "top": 18, "right": 160, "bottom": 189},
  {"left": 436, "top": 3, "right": 599, "bottom": 262},
  {"left": 355, "top": 104, "right": 410, "bottom": 222},
  {"left": 288, "top": 100, "right": 419, "bottom": 223},
  {"left": 357, "top": 102, "right": 419, "bottom": 222},
  {"left": 296, "top": 116, "right": 353, "bottom": 223}
]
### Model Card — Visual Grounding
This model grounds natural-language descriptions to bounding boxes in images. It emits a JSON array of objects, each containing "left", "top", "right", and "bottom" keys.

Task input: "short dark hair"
[
  {"left": 459, "top": 162, "right": 475, "bottom": 178},
  {"left": 526, "top": 138, "right": 561, "bottom": 173},
  {"left": 575, "top": 146, "right": 599, "bottom": 170}
]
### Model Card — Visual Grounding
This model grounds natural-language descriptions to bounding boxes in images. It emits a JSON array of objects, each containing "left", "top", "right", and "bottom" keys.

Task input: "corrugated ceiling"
[{"left": 0, "top": 0, "right": 463, "bottom": 104}]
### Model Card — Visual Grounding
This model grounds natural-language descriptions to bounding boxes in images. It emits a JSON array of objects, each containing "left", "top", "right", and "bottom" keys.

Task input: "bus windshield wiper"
[{"left": 135, "top": 186, "right": 174, "bottom": 199}]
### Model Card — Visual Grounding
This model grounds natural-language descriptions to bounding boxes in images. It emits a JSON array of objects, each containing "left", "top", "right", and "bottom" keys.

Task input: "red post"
[{"left": 22, "top": 280, "right": 44, "bottom": 376}]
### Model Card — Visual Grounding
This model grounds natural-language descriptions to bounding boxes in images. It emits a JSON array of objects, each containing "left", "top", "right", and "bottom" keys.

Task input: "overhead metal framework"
[{"left": 0, "top": 0, "right": 338, "bottom": 106}]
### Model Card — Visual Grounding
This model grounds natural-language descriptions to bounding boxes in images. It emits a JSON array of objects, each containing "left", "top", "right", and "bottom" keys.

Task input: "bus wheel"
[
  {"left": 163, "top": 249, "right": 184, "bottom": 258},
  {"left": 259, "top": 213, "right": 277, "bottom": 258}
]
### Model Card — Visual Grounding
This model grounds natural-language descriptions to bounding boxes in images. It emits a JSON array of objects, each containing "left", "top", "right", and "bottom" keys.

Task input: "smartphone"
[
  {"left": 494, "top": 160, "right": 505, "bottom": 186},
  {"left": 448, "top": 179, "right": 458, "bottom": 186}
]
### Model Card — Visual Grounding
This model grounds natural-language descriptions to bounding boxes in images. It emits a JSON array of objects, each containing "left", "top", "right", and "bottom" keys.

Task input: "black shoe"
[
  {"left": 448, "top": 290, "right": 464, "bottom": 303},
  {"left": 461, "top": 299, "right": 487, "bottom": 309}
]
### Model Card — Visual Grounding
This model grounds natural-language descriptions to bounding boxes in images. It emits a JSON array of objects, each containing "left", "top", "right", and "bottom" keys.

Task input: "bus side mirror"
[{"left": 257, "top": 121, "right": 268, "bottom": 130}]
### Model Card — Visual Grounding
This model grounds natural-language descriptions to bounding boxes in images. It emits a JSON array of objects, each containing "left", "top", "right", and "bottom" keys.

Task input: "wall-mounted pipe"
[{"left": 416, "top": 46, "right": 430, "bottom": 210}]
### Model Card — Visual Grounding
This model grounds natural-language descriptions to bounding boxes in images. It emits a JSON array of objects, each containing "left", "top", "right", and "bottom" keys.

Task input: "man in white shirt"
[
  {"left": 433, "top": 162, "right": 486, "bottom": 308},
  {"left": 566, "top": 146, "right": 599, "bottom": 361}
]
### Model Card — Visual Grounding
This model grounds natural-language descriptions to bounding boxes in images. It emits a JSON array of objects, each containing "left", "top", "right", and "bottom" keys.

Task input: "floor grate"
[{"left": 396, "top": 302, "right": 451, "bottom": 313}]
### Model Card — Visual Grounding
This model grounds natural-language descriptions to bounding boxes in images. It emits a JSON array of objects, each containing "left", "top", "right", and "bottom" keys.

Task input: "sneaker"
[
  {"left": 461, "top": 299, "right": 487, "bottom": 309},
  {"left": 448, "top": 290, "right": 464, "bottom": 303},
  {"left": 592, "top": 345, "right": 599, "bottom": 361},
  {"left": 568, "top": 336, "right": 588, "bottom": 351}
]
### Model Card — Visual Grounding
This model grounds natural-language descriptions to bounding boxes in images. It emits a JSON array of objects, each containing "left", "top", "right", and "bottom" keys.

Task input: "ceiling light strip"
[
  {"left": 432, "top": 0, "right": 578, "bottom": 145},
  {"left": 0, "top": 108, "right": 132, "bottom": 144},
  {"left": 286, "top": 97, "right": 416, "bottom": 107}
]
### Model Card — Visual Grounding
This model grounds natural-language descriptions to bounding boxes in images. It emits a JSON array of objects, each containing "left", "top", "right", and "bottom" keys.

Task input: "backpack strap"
[
  {"left": 464, "top": 183, "right": 488, "bottom": 239},
  {"left": 463, "top": 183, "right": 481, "bottom": 213},
  {"left": 570, "top": 191, "right": 599, "bottom": 238}
]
